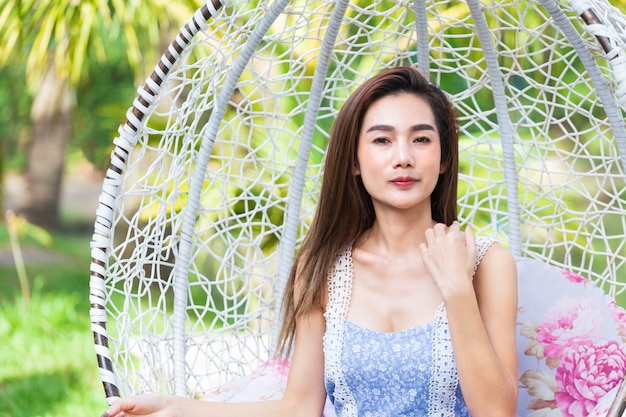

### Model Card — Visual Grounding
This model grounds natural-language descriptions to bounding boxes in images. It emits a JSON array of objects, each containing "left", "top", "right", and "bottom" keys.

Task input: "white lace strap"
[
  {"left": 323, "top": 246, "right": 358, "bottom": 417},
  {"left": 428, "top": 305, "right": 458, "bottom": 417},
  {"left": 324, "top": 246, "right": 353, "bottom": 318},
  {"left": 473, "top": 236, "right": 496, "bottom": 277}
]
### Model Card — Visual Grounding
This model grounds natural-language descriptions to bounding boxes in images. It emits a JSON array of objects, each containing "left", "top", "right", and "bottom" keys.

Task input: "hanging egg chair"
[{"left": 89, "top": 0, "right": 626, "bottom": 415}]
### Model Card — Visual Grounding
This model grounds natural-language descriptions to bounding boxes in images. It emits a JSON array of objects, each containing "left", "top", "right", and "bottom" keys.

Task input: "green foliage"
[
  {"left": 0, "top": 0, "right": 205, "bottom": 172},
  {"left": 0, "top": 65, "right": 32, "bottom": 172},
  {"left": 0, "top": 0, "right": 109, "bottom": 89},
  {"left": 0, "top": 0, "right": 203, "bottom": 89},
  {"left": 0, "top": 290, "right": 105, "bottom": 417},
  {"left": 73, "top": 49, "right": 138, "bottom": 170},
  {"left": 0, "top": 227, "right": 105, "bottom": 416}
]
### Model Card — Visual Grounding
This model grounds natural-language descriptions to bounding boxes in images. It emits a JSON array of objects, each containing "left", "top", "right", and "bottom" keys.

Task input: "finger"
[
  {"left": 449, "top": 221, "right": 464, "bottom": 239},
  {"left": 432, "top": 222, "right": 448, "bottom": 238},
  {"left": 464, "top": 225, "right": 477, "bottom": 261},
  {"left": 424, "top": 226, "right": 435, "bottom": 247},
  {"left": 419, "top": 242, "right": 429, "bottom": 257},
  {"left": 102, "top": 408, "right": 116, "bottom": 417},
  {"left": 419, "top": 243, "right": 438, "bottom": 278},
  {"left": 104, "top": 399, "right": 126, "bottom": 417},
  {"left": 464, "top": 224, "right": 475, "bottom": 245}
]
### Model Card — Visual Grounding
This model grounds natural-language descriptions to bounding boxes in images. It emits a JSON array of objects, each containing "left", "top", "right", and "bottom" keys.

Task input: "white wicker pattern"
[{"left": 88, "top": 0, "right": 626, "bottom": 408}]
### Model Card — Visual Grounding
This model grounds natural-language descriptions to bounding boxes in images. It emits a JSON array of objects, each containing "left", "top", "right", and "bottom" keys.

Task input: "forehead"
[{"left": 362, "top": 93, "right": 436, "bottom": 129}]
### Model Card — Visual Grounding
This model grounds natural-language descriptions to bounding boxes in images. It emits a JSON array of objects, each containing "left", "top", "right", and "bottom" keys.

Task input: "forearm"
[
  {"left": 175, "top": 396, "right": 321, "bottom": 417},
  {"left": 444, "top": 285, "right": 518, "bottom": 417},
  {"left": 106, "top": 392, "right": 324, "bottom": 417}
]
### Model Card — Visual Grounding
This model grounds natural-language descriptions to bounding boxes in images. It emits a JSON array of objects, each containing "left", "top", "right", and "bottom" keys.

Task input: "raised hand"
[{"left": 419, "top": 221, "right": 477, "bottom": 297}]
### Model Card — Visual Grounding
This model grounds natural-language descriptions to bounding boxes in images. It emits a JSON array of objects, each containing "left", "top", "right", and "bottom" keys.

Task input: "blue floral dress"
[{"left": 323, "top": 238, "right": 493, "bottom": 417}]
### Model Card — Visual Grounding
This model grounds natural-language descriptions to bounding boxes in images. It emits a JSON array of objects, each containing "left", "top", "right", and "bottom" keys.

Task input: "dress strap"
[
  {"left": 473, "top": 236, "right": 496, "bottom": 277},
  {"left": 428, "top": 304, "right": 457, "bottom": 417},
  {"left": 323, "top": 245, "right": 358, "bottom": 417},
  {"left": 324, "top": 245, "right": 353, "bottom": 318}
]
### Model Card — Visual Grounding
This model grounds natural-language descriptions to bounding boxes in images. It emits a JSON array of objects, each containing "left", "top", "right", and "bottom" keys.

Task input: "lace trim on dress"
[
  {"left": 323, "top": 246, "right": 358, "bottom": 417},
  {"left": 427, "top": 304, "right": 457, "bottom": 416},
  {"left": 324, "top": 246, "right": 353, "bottom": 317},
  {"left": 474, "top": 236, "right": 495, "bottom": 277}
]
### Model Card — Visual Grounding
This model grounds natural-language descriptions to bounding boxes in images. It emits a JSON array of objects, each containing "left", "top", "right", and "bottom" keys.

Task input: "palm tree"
[{"left": 0, "top": 0, "right": 203, "bottom": 229}]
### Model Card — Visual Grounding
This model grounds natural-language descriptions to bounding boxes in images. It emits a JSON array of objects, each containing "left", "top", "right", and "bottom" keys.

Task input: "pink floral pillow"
[
  {"left": 516, "top": 258, "right": 626, "bottom": 417},
  {"left": 203, "top": 358, "right": 337, "bottom": 416},
  {"left": 203, "top": 358, "right": 290, "bottom": 402}
]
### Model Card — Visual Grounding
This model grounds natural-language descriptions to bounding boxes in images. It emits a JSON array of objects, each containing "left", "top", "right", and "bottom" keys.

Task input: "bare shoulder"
[
  {"left": 482, "top": 241, "right": 515, "bottom": 265},
  {"left": 474, "top": 241, "right": 518, "bottom": 292},
  {"left": 470, "top": 241, "right": 519, "bottom": 333}
]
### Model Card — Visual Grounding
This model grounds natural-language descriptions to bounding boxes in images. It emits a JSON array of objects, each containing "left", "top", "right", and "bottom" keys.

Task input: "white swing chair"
[{"left": 89, "top": 0, "right": 626, "bottom": 416}]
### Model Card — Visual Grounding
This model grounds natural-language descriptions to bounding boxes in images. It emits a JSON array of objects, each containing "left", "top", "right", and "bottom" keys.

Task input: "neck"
[{"left": 357, "top": 207, "right": 435, "bottom": 256}]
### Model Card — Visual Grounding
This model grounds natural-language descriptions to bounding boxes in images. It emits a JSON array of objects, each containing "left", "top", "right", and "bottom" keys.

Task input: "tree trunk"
[{"left": 16, "top": 57, "right": 72, "bottom": 230}]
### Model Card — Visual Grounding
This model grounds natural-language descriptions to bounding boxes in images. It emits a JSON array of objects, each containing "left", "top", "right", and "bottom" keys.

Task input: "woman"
[{"left": 103, "top": 66, "right": 518, "bottom": 417}]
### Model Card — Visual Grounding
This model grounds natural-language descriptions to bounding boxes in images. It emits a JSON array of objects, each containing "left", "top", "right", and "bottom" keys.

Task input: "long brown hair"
[{"left": 275, "top": 66, "right": 459, "bottom": 356}]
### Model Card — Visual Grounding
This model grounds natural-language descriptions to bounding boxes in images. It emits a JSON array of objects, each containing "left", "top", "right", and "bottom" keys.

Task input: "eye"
[
  {"left": 373, "top": 137, "right": 390, "bottom": 144},
  {"left": 414, "top": 136, "right": 431, "bottom": 143}
]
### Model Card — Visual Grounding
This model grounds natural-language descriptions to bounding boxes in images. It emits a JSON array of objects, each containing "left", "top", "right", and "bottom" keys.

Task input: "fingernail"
[{"left": 101, "top": 412, "right": 109, "bottom": 417}]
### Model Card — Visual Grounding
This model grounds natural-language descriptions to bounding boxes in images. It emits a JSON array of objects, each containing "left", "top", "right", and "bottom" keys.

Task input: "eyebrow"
[{"left": 365, "top": 123, "right": 436, "bottom": 133}]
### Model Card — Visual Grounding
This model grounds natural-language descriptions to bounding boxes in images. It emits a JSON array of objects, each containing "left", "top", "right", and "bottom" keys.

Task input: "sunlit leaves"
[{"left": 0, "top": 0, "right": 203, "bottom": 90}]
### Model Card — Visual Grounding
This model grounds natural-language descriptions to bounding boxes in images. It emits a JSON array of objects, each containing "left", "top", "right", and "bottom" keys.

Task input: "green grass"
[{"left": 0, "top": 228, "right": 107, "bottom": 417}]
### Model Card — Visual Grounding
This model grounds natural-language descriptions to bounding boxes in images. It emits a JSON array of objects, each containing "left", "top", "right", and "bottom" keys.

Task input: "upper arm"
[
  {"left": 474, "top": 243, "right": 519, "bottom": 384},
  {"left": 282, "top": 307, "right": 328, "bottom": 417},
  {"left": 281, "top": 254, "right": 328, "bottom": 417}
]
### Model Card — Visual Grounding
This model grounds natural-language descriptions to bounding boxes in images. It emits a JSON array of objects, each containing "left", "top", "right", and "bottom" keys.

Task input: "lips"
[{"left": 390, "top": 176, "right": 417, "bottom": 186}]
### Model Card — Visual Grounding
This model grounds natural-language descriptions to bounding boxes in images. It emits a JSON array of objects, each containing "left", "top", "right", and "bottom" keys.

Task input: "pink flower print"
[
  {"left": 555, "top": 340, "right": 626, "bottom": 417},
  {"left": 259, "top": 358, "right": 291, "bottom": 378},
  {"left": 536, "top": 298, "right": 601, "bottom": 360},
  {"left": 272, "top": 358, "right": 291, "bottom": 377},
  {"left": 562, "top": 270, "right": 589, "bottom": 284},
  {"left": 520, "top": 320, "right": 545, "bottom": 360},
  {"left": 519, "top": 369, "right": 557, "bottom": 411},
  {"left": 608, "top": 300, "right": 626, "bottom": 336}
]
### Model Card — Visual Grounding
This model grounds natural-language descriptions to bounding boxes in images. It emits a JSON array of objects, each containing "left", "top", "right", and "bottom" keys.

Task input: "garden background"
[{"left": 1, "top": 1, "right": 626, "bottom": 416}]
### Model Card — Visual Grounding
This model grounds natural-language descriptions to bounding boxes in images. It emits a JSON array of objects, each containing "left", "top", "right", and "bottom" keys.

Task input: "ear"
[
  {"left": 439, "top": 161, "right": 447, "bottom": 175},
  {"left": 353, "top": 164, "right": 360, "bottom": 176}
]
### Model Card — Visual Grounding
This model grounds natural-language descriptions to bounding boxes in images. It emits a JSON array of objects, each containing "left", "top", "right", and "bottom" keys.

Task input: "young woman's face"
[{"left": 355, "top": 93, "right": 444, "bottom": 213}]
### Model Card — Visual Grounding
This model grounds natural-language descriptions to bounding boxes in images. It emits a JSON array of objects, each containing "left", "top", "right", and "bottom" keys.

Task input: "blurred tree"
[
  {"left": 0, "top": 64, "right": 32, "bottom": 219},
  {"left": 0, "top": 0, "right": 203, "bottom": 229}
]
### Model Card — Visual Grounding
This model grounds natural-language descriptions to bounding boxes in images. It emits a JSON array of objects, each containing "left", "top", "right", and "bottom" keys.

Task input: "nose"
[{"left": 393, "top": 140, "right": 414, "bottom": 168}]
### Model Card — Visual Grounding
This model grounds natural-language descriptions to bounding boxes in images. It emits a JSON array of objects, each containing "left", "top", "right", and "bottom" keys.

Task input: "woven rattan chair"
[{"left": 89, "top": 0, "right": 626, "bottom": 415}]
